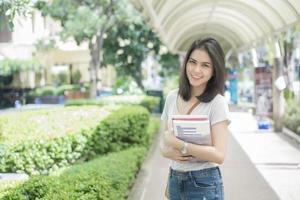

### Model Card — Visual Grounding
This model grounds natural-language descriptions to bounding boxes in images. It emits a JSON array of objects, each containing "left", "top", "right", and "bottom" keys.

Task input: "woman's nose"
[{"left": 194, "top": 64, "right": 202, "bottom": 72}]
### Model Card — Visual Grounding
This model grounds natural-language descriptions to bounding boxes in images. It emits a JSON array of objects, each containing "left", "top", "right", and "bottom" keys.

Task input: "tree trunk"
[
  {"left": 89, "top": 0, "right": 114, "bottom": 98},
  {"left": 89, "top": 39, "right": 98, "bottom": 99},
  {"left": 89, "top": 32, "right": 105, "bottom": 99},
  {"left": 133, "top": 69, "right": 144, "bottom": 90}
]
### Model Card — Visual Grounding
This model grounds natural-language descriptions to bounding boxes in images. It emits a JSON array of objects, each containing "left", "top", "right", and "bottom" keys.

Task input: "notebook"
[{"left": 171, "top": 114, "right": 211, "bottom": 145}]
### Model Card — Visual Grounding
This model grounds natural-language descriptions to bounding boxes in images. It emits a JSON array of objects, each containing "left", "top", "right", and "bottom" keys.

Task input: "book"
[{"left": 171, "top": 115, "right": 211, "bottom": 145}]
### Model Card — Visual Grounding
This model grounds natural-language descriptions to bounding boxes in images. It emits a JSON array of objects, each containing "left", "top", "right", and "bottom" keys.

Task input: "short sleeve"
[
  {"left": 160, "top": 95, "right": 169, "bottom": 122},
  {"left": 210, "top": 95, "right": 231, "bottom": 126},
  {"left": 160, "top": 89, "right": 177, "bottom": 130}
]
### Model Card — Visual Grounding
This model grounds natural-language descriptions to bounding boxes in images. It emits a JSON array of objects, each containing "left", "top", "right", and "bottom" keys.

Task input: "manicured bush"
[
  {"left": 0, "top": 106, "right": 107, "bottom": 144},
  {"left": 65, "top": 95, "right": 160, "bottom": 113},
  {"left": 284, "top": 97, "right": 300, "bottom": 135},
  {"left": 65, "top": 99, "right": 103, "bottom": 106},
  {"left": 83, "top": 106, "right": 150, "bottom": 158},
  {"left": 139, "top": 96, "right": 160, "bottom": 112},
  {"left": 1, "top": 147, "right": 146, "bottom": 200},
  {"left": 56, "top": 84, "right": 81, "bottom": 96},
  {"left": 0, "top": 106, "right": 149, "bottom": 175}
]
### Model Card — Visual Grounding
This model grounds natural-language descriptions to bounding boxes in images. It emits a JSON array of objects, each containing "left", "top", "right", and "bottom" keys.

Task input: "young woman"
[{"left": 160, "top": 37, "right": 230, "bottom": 200}]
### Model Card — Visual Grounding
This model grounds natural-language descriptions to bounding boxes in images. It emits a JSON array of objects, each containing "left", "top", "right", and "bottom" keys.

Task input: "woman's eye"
[{"left": 189, "top": 60, "right": 196, "bottom": 64}]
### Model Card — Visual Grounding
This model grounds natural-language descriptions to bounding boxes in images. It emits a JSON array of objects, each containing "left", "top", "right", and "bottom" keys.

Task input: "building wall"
[{"left": 0, "top": 10, "right": 116, "bottom": 89}]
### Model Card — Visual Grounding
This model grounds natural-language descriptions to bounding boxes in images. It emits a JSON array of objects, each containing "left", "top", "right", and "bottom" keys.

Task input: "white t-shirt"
[{"left": 161, "top": 88, "right": 230, "bottom": 172}]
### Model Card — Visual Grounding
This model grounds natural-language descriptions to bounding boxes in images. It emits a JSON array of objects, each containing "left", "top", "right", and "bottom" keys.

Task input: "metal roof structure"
[{"left": 132, "top": 0, "right": 300, "bottom": 54}]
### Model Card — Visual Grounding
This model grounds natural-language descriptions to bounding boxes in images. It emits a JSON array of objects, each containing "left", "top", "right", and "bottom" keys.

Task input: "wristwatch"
[{"left": 180, "top": 141, "right": 188, "bottom": 155}]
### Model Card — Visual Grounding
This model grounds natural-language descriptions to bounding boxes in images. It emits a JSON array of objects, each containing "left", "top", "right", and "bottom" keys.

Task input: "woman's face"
[{"left": 186, "top": 49, "right": 214, "bottom": 93}]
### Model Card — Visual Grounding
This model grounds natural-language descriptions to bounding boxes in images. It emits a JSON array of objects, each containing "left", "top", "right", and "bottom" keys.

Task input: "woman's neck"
[{"left": 191, "top": 85, "right": 206, "bottom": 97}]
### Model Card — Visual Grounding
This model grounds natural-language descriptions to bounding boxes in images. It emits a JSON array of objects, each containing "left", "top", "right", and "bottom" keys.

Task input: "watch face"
[{"left": 181, "top": 142, "right": 187, "bottom": 154}]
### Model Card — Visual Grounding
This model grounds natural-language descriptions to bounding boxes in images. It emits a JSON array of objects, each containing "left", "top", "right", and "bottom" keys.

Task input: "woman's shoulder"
[
  {"left": 165, "top": 88, "right": 179, "bottom": 100},
  {"left": 211, "top": 94, "right": 227, "bottom": 105}
]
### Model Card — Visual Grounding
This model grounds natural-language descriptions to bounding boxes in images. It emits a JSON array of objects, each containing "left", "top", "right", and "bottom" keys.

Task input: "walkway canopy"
[{"left": 132, "top": 0, "right": 300, "bottom": 54}]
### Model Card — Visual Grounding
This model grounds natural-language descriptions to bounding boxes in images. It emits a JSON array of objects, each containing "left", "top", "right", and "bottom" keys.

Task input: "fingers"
[{"left": 176, "top": 155, "right": 193, "bottom": 163}]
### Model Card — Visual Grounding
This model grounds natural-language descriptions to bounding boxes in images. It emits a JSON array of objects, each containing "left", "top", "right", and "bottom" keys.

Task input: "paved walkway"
[{"left": 128, "top": 111, "right": 300, "bottom": 200}]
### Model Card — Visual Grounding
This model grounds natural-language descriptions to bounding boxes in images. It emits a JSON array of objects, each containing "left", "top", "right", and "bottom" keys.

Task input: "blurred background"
[{"left": 0, "top": 0, "right": 300, "bottom": 199}]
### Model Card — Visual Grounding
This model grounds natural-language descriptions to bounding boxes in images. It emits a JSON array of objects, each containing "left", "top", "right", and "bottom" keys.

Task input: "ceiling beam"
[{"left": 138, "top": 0, "right": 170, "bottom": 49}]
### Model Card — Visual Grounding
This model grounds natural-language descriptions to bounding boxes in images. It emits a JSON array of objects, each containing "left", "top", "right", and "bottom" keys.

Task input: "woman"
[{"left": 160, "top": 37, "right": 230, "bottom": 200}]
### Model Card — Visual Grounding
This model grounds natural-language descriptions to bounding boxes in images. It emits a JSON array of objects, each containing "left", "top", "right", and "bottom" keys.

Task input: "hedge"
[
  {"left": 284, "top": 97, "right": 300, "bottom": 135},
  {"left": 0, "top": 106, "right": 149, "bottom": 175},
  {"left": 0, "top": 106, "right": 108, "bottom": 145},
  {"left": 65, "top": 95, "right": 160, "bottom": 113},
  {"left": 1, "top": 147, "right": 146, "bottom": 200}
]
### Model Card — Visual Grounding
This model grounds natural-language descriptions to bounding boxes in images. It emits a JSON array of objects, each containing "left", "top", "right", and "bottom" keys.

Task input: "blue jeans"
[{"left": 167, "top": 167, "right": 224, "bottom": 200}]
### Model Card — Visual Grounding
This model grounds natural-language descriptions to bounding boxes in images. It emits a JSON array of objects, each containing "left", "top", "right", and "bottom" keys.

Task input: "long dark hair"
[{"left": 178, "top": 37, "right": 225, "bottom": 103}]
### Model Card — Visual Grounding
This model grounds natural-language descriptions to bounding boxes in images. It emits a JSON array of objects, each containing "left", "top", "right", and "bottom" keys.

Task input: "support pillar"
[{"left": 272, "top": 41, "right": 284, "bottom": 132}]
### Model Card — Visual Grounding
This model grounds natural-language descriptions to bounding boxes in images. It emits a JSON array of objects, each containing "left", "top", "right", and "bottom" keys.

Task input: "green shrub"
[
  {"left": 0, "top": 106, "right": 149, "bottom": 175},
  {"left": 145, "top": 116, "right": 160, "bottom": 147},
  {"left": 65, "top": 95, "right": 160, "bottom": 113},
  {"left": 56, "top": 84, "right": 81, "bottom": 96},
  {"left": 2, "top": 147, "right": 146, "bottom": 200},
  {"left": 284, "top": 97, "right": 300, "bottom": 135},
  {"left": 65, "top": 99, "right": 103, "bottom": 106},
  {"left": 139, "top": 96, "right": 160, "bottom": 113},
  {"left": 84, "top": 106, "right": 150, "bottom": 157},
  {"left": 29, "top": 86, "right": 57, "bottom": 97},
  {"left": 0, "top": 59, "right": 42, "bottom": 76},
  {"left": 0, "top": 106, "right": 107, "bottom": 144}
]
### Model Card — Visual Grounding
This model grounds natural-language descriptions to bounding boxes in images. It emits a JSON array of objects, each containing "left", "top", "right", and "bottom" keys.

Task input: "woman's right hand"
[{"left": 163, "top": 147, "right": 194, "bottom": 163}]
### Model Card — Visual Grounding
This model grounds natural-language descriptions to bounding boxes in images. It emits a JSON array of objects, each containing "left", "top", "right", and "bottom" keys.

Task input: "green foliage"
[
  {"left": 55, "top": 84, "right": 81, "bottom": 96},
  {"left": 145, "top": 116, "right": 160, "bottom": 146},
  {"left": 0, "top": 106, "right": 149, "bottom": 175},
  {"left": 0, "top": 106, "right": 108, "bottom": 145},
  {"left": 0, "top": 59, "right": 42, "bottom": 76},
  {"left": 0, "top": 0, "right": 35, "bottom": 30},
  {"left": 112, "top": 76, "right": 143, "bottom": 95},
  {"left": 283, "top": 89, "right": 295, "bottom": 101},
  {"left": 283, "top": 97, "right": 300, "bottom": 135},
  {"left": 103, "top": 20, "right": 161, "bottom": 88},
  {"left": 86, "top": 106, "right": 149, "bottom": 156},
  {"left": 2, "top": 147, "right": 146, "bottom": 200},
  {"left": 31, "top": 85, "right": 57, "bottom": 96},
  {"left": 163, "top": 75, "right": 179, "bottom": 96},
  {"left": 37, "top": 0, "right": 117, "bottom": 44},
  {"left": 112, "top": 76, "right": 132, "bottom": 94},
  {"left": 54, "top": 72, "right": 68, "bottom": 85},
  {"left": 71, "top": 69, "right": 81, "bottom": 84},
  {"left": 65, "top": 95, "right": 160, "bottom": 113},
  {"left": 139, "top": 96, "right": 160, "bottom": 113},
  {"left": 65, "top": 99, "right": 103, "bottom": 107},
  {"left": 0, "top": 116, "right": 160, "bottom": 199},
  {"left": 34, "top": 38, "right": 56, "bottom": 52},
  {"left": 28, "top": 84, "right": 87, "bottom": 97},
  {"left": 158, "top": 52, "right": 180, "bottom": 77}
]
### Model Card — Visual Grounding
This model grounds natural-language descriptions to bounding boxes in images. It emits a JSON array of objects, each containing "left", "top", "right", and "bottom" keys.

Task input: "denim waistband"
[{"left": 170, "top": 167, "right": 222, "bottom": 180}]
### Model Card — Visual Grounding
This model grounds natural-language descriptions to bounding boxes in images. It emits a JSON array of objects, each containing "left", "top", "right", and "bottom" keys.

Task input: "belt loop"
[
  {"left": 188, "top": 171, "right": 193, "bottom": 180},
  {"left": 216, "top": 167, "right": 222, "bottom": 178},
  {"left": 169, "top": 168, "right": 172, "bottom": 178}
]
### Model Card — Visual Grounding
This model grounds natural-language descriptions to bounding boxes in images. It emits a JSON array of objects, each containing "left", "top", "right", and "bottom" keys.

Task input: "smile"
[{"left": 191, "top": 75, "right": 202, "bottom": 79}]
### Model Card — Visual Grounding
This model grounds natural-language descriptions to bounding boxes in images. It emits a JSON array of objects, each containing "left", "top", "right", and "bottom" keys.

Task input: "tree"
[
  {"left": 158, "top": 52, "right": 180, "bottom": 77},
  {"left": 36, "top": 0, "right": 125, "bottom": 98},
  {"left": 102, "top": 20, "right": 161, "bottom": 89},
  {"left": 0, "top": 0, "right": 36, "bottom": 30}
]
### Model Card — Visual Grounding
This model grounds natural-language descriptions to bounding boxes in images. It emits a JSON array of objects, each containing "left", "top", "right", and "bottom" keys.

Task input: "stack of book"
[{"left": 171, "top": 115, "right": 211, "bottom": 145}]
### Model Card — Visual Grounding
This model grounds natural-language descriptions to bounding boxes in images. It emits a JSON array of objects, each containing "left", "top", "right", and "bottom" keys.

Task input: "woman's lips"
[{"left": 191, "top": 75, "right": 202, "bottom": 79}]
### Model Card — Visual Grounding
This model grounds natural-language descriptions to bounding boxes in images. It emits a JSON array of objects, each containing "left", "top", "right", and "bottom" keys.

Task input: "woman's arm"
[
  {"left": 159, "top": 121, "right": 193, "bottom": 163},
  {"left": 164, "top": 120, "right": 229, "bottom": 164}
]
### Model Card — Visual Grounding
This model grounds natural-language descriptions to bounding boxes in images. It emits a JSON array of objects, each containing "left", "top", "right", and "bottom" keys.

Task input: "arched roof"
[{"left": 132, "top": 0, "right": 300, "bottom": 53}]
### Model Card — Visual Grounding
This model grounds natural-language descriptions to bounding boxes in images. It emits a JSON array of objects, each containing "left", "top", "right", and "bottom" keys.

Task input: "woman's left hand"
[{"left": 163, "top": 130, "right": 178, "bottom": 147}]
